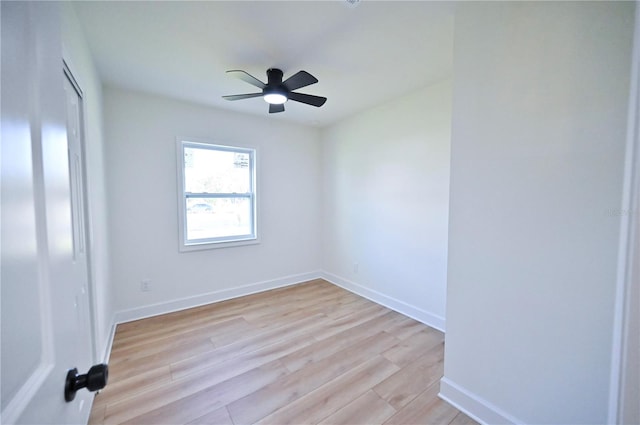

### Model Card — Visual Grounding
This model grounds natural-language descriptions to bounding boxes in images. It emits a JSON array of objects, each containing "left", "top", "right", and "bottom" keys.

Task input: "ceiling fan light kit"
[
  {"left": 263, "top": 91, "right": 287, "bottom": 105},
  {"left": 223, "top": 68, "right": 327, "bottom": 114}
]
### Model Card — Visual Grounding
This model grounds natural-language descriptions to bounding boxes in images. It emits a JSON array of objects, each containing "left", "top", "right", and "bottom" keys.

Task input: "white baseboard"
[
  {"left": 112, "top": 270, "right": 322, "bottom": 325},
  {"left": 439, "top": 377, "right": 524, "bottom": 425},
  {"left": 320, "top": 271, "right": 446, "bottom": 332}
]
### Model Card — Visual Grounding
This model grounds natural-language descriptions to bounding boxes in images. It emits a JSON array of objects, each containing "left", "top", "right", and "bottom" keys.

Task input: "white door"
[
  {"left": 63, "top": 63, "right": 95, "bottom": 370},
  {"left": 1, "top": 2, "right": 98, "bottom": 424}
]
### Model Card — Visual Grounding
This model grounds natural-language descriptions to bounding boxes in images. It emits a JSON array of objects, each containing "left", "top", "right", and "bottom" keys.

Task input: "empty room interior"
[{"left": 1, "top": 1, "right": 639, "bottom": 425}]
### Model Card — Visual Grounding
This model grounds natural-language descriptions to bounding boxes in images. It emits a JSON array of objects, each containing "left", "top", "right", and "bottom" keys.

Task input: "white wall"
[
  {"left": 104, "top": 88, "right": 322, "bottom": 319},
  {"left": 321, "top": 80, "right": 452, "bottom": 331},
  {"left": 60, "top": 3, "right": 114, "bottom": 362},
  {"left": 441, "top": 2, "right": 634, "bottom": 424}
]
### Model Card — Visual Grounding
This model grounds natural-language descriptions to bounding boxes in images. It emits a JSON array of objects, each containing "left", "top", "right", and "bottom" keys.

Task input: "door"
[
  {"left": 63, "top": 63, "right": 95, "bottom": 370},
  {"left": 1, "top": 2, "right": 96, "bottom": 424}
]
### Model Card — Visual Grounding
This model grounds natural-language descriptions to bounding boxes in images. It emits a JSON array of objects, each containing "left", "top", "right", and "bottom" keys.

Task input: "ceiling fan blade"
[
  {"left": 283, "top": 71, "right": 318, "bottom": 91},
  {"left": 288, "top": 92, "right": 327, "bottom": 107},
  {"left": 269, "top": 103, "right": 285, "bottom": 114},
  {"left": 226, "top": 70, "right": 266, "bottom": 89},
  {"left": 222, "top": 93, "right": 263, "bottom": 101}
]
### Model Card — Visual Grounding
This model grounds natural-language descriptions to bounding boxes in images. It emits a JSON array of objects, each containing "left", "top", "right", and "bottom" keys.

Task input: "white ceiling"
[{"left": 73, "top": 1, "right": 454, "bottom": 128}]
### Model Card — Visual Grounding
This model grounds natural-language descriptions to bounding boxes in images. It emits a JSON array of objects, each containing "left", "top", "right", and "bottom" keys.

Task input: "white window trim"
[{"left": 176, "top": 138, "right": 259, "bottom": 252}]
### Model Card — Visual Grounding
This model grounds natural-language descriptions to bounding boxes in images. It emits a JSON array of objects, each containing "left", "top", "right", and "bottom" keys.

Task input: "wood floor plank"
[
  {"left": 93, "top": 365, "right": 172, "bottom": 407},
  {"left": 317, "top": 390, "right": 397, "bottom": 425},
  {"left": 241, "top": 290, "right": 355, "bottom": 327},
  {"left": 103, "top": 334, "right": 313, "bottom": 424},
  {"left": 89, "top": 279, "right": 475, "bottom": 425},
  {"left": 109, "top": 338, "right": 215, "bottom": 382},
  {"left": 227, "top": 331, "right": 400, "bottom": 424},
  {"left": 373, "top": 343, "right": 444, "bottom": 410},
  {"left": 186, "top": 407, "right": 234, "bottom": 425},
  {"left": 383, "top": 315, "right": 432, "bottom": 340},
  {"left": 170, "top": 314, "right": 327, "bottom": 380},
  {"left": 382, "top": 328, "right": 444, "bottom": 368},
  {"left": 279, "top": 311, "right": 399, "bottom": 372},
  {"left": 311, "top": 302, "right": 390, "bottom": 341},
  {"left": 448, "top": 411, "right": 481, "bottom": 425},
  {"left": 112, "top": 308, "right": 240, "bottom": 347},
  {"left": 413, "top": 397, "right": 462, "bottom": 424},
  {"left": 112, "top": 313, "right": 253, "bottom": 353},
  {"left": 88, "top": 402, "right": 106, "bottom": 425},
  {"left": 112, "top": 280, "right": 330, "bottom": 344},
  {"left": 188, "top": 330, "right": 312, "bottom": 381},
  {"left": 119, "top": 360, "right": 288, "bottom": 425},
  {"left": 383, "top": 381, "right": 458, "bottom": 425},
  {"left": 322, "top": 294, "right": 371, "bottom": 319},
  {"left": 254, "top": 355, "right": 400, "bottom": 425}
]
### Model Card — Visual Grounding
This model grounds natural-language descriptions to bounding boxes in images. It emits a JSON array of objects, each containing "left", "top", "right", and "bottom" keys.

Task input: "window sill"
[{"left": 179, "top": 237, "right": 260, "bottom": 252}]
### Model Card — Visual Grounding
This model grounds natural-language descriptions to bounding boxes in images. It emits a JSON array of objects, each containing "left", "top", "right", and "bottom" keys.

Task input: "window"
[{"left": 177, "top": 140, "right": 257, "bottom": 251}]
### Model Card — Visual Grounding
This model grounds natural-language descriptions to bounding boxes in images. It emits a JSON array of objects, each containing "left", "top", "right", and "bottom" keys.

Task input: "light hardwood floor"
[{"left": 89, "top": 279, "right": 477, "bottom": 425}]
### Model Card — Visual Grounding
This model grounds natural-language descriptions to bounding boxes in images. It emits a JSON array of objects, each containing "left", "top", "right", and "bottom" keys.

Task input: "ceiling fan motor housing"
[{"left": 265, "top": 68, "right": 289, "bottom": 97}]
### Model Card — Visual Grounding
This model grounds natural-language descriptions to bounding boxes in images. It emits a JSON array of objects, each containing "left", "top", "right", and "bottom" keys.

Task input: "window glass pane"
[
  {"left": 186, "top": 197, "right": 252, "bottom": 241},
  {"left": 184, "top": 147, "right": 251, "bottom": 194}
]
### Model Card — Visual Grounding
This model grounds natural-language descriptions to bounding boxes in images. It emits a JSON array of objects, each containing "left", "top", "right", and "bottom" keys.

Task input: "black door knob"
[{"left": 64, "top": 363, "right": 109, "bottom": 402}]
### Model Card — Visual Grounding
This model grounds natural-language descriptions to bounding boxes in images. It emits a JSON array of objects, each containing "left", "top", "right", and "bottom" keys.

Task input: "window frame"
[{"left": 176, "top": 139, "right": 259, "bottom": 252}]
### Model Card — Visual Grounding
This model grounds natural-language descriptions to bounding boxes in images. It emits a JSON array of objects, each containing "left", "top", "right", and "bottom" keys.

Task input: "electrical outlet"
[
  {"left": 140, "top": 279, "right": 151, "bottom": 292},
  {"left": 353, "top": 263, "right": 359, "bottom": 274}
]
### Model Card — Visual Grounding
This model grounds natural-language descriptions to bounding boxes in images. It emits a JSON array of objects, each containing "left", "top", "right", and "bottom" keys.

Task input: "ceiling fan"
[{"left": 222, "top": 68, "right": 327, "bottom": 114}]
